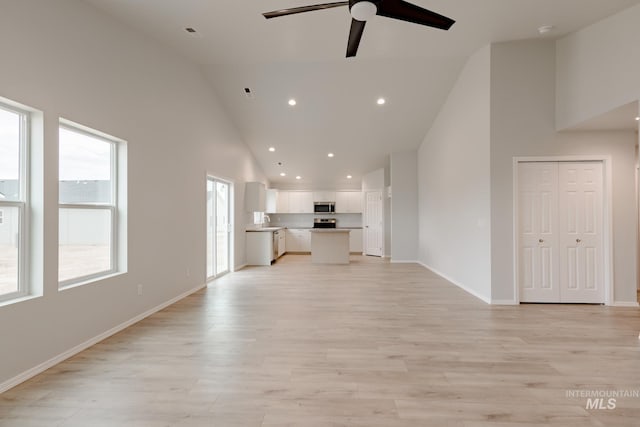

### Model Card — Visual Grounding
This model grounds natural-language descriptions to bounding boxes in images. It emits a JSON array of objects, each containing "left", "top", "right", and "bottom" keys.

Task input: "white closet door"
[
  {"left": 518, "top": 163, "right": 560, "bottom": 302},
  {"left": 558, "top": 162, "right": 604, "bottom": 303},
  {"left": 364, "top": 191, "right": 383, "bottom": 257}
]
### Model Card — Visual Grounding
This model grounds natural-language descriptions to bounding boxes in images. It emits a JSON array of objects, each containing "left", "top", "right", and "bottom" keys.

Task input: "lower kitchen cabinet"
[
  {"left": 286, "top": 229, "right": 311, "bottom": 252},
  {"left": 349, "top": 229, "right": 363, "bottom": 253},
  {"left": 246, "top": 231, "right": 273, "bottom": 265},
  {"left": 285, "top": 228, "right": 362, "bottom": 253}
]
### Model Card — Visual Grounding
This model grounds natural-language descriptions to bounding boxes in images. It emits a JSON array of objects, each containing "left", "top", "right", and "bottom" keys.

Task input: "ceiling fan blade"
[
  {"left": 346, "top": 18, "right": 366, "bottom": 58},
  {"left": 377, "top": 0, "right": 455, "bottom": 30},
  {"left": 263, "top": 1, "right": 349, "bottom": 19}
]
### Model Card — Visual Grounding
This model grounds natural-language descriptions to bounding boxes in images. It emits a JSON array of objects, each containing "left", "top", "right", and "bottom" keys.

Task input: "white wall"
[
  {"left": 417, "top": 45, "right": 492, "bottom": 302},
  {"left": 490, "top": 40, "right": 638, "bottom": 304},
  {"left": 390, "top": 151, "right": 418, "bottom": 262},
  {"left": 363, "top": 168, "right": 385, "bottom": 191},
  {"left": 0, "top": 0, "right": 266, "bottom": 388},
  {"left": 556, "top": 4, "right": 640, "bottom": 129}
]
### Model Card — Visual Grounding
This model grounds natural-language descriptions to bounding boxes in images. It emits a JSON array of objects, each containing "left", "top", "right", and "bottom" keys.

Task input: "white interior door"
[
  {"left": 558, "top": 162, "right": 604, "bottom": 303},
  {"left": 518, "top": 161, "right": 604, "bottom": 303},
  {"left": 518, "top": 163, "right": 560, "bottom": 302},
  {"left": 364, "top": 191, "right": 383, "bottom": 257}
]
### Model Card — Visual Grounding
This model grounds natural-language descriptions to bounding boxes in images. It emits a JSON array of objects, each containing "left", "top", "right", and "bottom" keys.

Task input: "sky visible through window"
[
  {"left": 59, "top": 127, "right": 111, "bottom": 181},
  {"left": 0, "top": 107, "right": 20, "bottom": 181},
  {"left": 1, "top": 111, "right": 112, "bottom": 181}
]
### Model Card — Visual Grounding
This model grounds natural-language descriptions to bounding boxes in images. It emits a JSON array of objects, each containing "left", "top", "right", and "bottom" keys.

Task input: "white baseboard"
[
  {"left": 417, "top": 262, "right": 492, "bottom": 305},
  {"left": 0, "top": 284, "right": 206, "bottom": 394},
  {"left": 233, "top": 264, "right": 247, "bottom": 272},
  {"left": 491, "top": 299, "right": 519, "bottom": 305},
  {"left": 611, "top": 301, "right": 640, "bottom": 307}
]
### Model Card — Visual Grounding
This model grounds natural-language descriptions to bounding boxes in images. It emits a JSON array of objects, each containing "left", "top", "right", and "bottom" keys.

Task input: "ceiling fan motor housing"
[{"left": 349, "top": 0, "right": 381, "bottom": 21}]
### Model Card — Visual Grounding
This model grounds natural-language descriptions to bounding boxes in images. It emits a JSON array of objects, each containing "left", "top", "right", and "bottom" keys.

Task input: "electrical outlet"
[{"left": 137, "top": 284, "right": 143, "bottom": 295}]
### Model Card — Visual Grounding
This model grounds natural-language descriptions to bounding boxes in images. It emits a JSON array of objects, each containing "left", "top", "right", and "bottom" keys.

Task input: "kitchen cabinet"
[
  {"left": 286, "top": 229, "right": 311, "bottom": 252},
  {"left": 312, "top": 191, "right": 336, "bottom": 202},
  {"left": 335, "top": 191, "right": 362, "bottom": 213},
  {"left": 349, "top": 228, "right": 363, "bottom": 253},
  {"left": 246, "top": 231, "right": 273, "bottom": 265},
  {"left": 244, "top": 182, "right": 266, "bottom": 212},
  {"left": 288, "top": 191, "right": 313, "bottom": 213},
  {"left": 265, "top": 189, "right": 277, "bottom": 213},
  {"left": 276, "top": 191, "right": 290, "bottom": 213}
]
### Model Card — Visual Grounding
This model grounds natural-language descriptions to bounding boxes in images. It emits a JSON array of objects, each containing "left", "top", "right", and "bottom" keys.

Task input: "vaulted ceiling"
[{"left": 83, "top": 0, "right": 640, "bottom": 188}]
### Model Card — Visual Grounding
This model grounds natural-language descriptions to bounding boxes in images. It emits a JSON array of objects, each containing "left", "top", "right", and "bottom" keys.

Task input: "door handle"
[
  {"left": 538, "top": 239, "right": 544, "bottom": 243},
  {"left": 576, "top": 238, "right": 582, "bottom": 243}
]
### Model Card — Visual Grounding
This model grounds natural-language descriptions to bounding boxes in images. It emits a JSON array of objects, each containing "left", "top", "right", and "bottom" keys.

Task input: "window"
[
  {"left": 0, "top": 102, "right": 29, "bottom": 301},
  {"left": 58, "top": 122, "right": 123, "bottom": 286}
]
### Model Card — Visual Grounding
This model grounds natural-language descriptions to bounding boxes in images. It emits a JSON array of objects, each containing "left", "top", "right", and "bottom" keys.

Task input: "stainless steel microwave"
[{"left": 313, "top": 202, "right": 335, "bottom": 214}]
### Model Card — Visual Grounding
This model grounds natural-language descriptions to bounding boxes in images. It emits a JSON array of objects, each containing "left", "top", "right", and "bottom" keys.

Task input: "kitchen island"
[{"left": 310, "top": 229, "right": 351, "bottom": 264}]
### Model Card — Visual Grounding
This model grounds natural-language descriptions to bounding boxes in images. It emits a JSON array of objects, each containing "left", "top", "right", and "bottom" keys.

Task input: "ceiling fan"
[{"left": 263, "top": 0, "right": 455, "bottom": 57}]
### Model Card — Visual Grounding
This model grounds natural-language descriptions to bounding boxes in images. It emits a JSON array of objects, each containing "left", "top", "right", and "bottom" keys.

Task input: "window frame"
[
  {"left": 0, "top": 102, "right": 30, "bottom": 303},
  {"left": 58, "top": 123, "right": 119, "bottom": 288}
]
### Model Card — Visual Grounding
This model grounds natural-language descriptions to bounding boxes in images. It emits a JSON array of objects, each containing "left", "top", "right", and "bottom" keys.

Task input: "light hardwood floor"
[{"left": 1, "top": 255, "right": 639, "bottom": 426}]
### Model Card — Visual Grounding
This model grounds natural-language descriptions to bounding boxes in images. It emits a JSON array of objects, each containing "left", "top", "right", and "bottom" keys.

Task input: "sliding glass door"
[{"left": 207, "top": 177, "right": 231, "bottom": 280}]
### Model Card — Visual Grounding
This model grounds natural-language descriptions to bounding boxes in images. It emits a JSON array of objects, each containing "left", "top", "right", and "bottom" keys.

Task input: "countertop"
[
  {"left": 245, "top": 227, "right": 286, "bottom": 232},
  {"left": 247, "top": 226, "right": 362, "bottom": 232},
  {"left": 275, "top": 227, "right": 363, "bottom": 230},
  {"left": 309, "top": 229, "right": 351, "bottom": 233}
]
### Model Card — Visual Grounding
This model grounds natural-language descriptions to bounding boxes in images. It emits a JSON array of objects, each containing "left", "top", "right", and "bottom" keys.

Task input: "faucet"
[{"left": 264, "top": 215, "right": 271, "bottom": 225}]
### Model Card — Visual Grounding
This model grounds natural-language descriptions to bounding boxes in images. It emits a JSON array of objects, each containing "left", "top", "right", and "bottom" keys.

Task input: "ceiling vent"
[{"left": 184, "top": 27, "right": 203, "bottom": 38}]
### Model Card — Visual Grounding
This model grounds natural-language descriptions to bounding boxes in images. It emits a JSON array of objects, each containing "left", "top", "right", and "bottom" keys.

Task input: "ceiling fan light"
[{"left": 350, "top": 1, "right": 377, "bottom": 22}]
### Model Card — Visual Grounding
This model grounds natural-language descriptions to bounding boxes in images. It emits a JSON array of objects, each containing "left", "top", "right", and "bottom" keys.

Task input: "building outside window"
[
  {"left": 58, "top": 122, "right": 124, "bottom": 287},
  {"left": 0, "top": 102, "right": 29, "bottom": 301}
]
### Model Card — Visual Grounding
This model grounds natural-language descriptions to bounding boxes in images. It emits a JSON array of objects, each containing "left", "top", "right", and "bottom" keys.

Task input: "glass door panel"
[
  {"left": 207, "top": 177, "right": 231, "bottom": 281},
  {"left": 206, "top": 179, "right": 215, "bottom": 279},
  {"left": 215, "top": 181, "right": 229, "bottom": 275}
]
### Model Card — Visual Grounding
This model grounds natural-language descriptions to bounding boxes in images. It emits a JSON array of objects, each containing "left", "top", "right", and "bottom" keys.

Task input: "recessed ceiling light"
[
  {"left": 288, "top": 99, "right": 297, "bottom": 106},
  {"left": 538, "top": 25, "right": 555, "bottom": 35},
  {"left": 268, "top": 147, "right": 275, "bottom": 152},
  {"left": 377, "top": 98, "right": 386, "bottom": 105},
  {"left": 296, "top": 176, "right": 302, "bottom": 180},
  {"left": 636, "top": 116, "right": 640, "bottom": 121},
  {"left": 347, "top": 175, "right": 353, "bottom": 179},
  {"left": 327, "top": 153, "right": 334, "bottom": 158},
  {"left": 280, "top": 172, "right": 286, "bottom": 177}
]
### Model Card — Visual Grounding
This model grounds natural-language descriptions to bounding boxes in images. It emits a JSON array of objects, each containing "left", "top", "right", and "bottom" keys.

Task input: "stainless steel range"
[{"left": 313, "top": 218, "right": 337, "bottom": 228}]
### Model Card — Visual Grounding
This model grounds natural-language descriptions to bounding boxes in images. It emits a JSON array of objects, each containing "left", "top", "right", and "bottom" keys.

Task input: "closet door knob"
[
  {"left": 539, "top": 239, "right": 544, "bottom": 243},
  {"left": 576, "top": 238, "right": 582, "bottom": 243}
]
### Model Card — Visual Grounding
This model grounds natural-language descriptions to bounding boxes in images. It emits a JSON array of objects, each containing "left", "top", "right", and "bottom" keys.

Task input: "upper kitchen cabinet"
[
  {"left": 335, "top": 191, "right": 362, "bottom": 213},
  {"left": 313, "top": 191, "right": 336, "bottom": 202},
  {"left": 266, "top": 189, "right": 277, "bottom": 213},
  {"left": 276, "top": 191, "right": 290, "bottom": 213},
  {"left": 244, "top": 182, "right": 266, "bottom": 212},
  {"left": 289, "top": 191, "right": 313, "bottom": 213}
]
